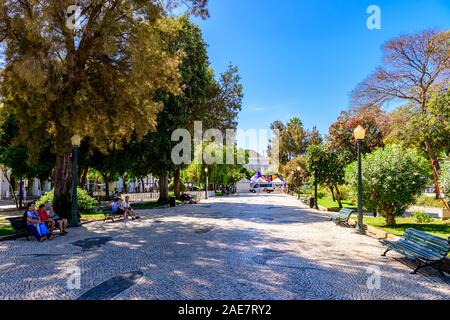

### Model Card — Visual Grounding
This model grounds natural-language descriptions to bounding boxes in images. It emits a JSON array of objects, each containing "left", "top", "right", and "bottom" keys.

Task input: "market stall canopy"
[{"left": 272, "top": 177, "right": 285, "bottom": 185}]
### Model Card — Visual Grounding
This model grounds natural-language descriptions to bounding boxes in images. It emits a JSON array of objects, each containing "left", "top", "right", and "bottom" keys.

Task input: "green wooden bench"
[
  {"left": 6, "top": 216, "right": 31, "bottom": 240},
  {"left": 329, "top": 208, "right": 354, "bottom": 227},
  {"left": 380, "top": 228, "right": 450, "bottom": 276},
  {"left": 100, "top": 206, "right": 125, "bottom": 223}
]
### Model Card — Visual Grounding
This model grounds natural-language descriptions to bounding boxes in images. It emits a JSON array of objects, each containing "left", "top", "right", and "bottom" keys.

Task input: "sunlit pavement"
[{"left": 0, "top": 194, "right": 448, "bottom": 300}]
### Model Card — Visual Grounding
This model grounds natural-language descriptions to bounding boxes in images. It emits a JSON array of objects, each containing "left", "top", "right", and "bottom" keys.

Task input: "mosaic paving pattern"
[{"left": 0, "top": 194, "right": 448, "bottom": 300}]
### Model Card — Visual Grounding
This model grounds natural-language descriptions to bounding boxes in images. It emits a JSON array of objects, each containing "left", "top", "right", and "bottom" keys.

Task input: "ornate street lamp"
[
  {"left": 70, "top": 134, "right": 81, "bottom": 228},
  {"left": 353, "top": 125, "right": 366, "bottom": 234},
  {"left": 204, "top": 167, "right": 209, "bottom": 200}
]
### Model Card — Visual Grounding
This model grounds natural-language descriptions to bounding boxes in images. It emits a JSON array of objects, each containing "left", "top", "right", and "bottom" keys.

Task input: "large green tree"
[
  {"left": 305, "top": 144, "right": 347, "bottom": 208},
  {"left": 0, "top": 1, "right": 207, "bottom": 217},
  {"left": 387, "top": 88, "right": 450, "bottom": 157},
  {"left": 114, "top": 17, "right": 242, "bottom": 202},
  {"left": 0, "top": 112, "right": 53, "bottom": 208},
  {"left": 268, "top": 117, "right": 313, "bottom": 166},
  {"left": 352, "top": 30, "right": 450, "bottom": 198}
]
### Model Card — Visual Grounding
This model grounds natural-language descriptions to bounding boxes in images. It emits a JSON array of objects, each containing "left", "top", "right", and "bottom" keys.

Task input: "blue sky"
[{"left": 194, "top": 0, "right": 450, "bottom": 154}]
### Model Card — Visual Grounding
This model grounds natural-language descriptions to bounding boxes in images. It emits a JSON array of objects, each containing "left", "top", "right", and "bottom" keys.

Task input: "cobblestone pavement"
[{"left": 0, "top": 194, "right": 449, "bottom": 300}]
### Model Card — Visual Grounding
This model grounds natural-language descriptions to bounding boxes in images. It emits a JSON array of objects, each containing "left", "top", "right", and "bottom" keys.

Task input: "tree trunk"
[
  {"left": 53, "top": 153, "right": 73, "bottom": 220},
  {"left": 424, "top": 137, "right": 440, "bottom": 199},
  {"left": 140, "top": 178, "right": 145, "bottom": 193},
  {"left": 335, "top": 185, "right": 343, "bottom": 209},
  {"left": 18, "top": 178, "right": 24, "bottom": 209},
  {"left": 385, "top": 213, "right": 396, "bottom": 227},
  {"left": 39, "top": 177, "right": 47, "bottom": 195},
  {"left": 174, "top": 168, "right": 181, "bottom": 197},
  {"left": 80, "top": 167, "right": 89, "bottom": 189},
  {"left": 158, "top": 172, "right": 169, "bottom": 203},
  {"left": 329, "top": 186, "right": 336, "bottom": 202},
  {"left": 102, "top": 173, "right": 110, "bottom": 197},
  {"left": 122, "top": 176, "right": 127, "bottom": 193}
]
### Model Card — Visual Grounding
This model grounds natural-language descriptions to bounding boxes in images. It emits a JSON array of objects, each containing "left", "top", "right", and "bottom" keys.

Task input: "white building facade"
[{"left": 244, "top": 150, "right": 271, "bottom": 174}]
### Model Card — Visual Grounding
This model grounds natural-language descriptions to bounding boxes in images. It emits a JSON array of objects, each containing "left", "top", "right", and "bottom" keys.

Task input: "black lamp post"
[
  {"left": 354, "top": 125, "right": 366, "bottom": 234},
  {"left": 69, "top": 134, "right": 81, "bottom": 228},
  {"left": 295, "top": 166, "right": 302, "bottom": 200},
  {"left": 314, "top": 170, "right": 319, "bottom": 210},
  {"left": 204, "top": 167, "right": 209, "bottom": 200}
]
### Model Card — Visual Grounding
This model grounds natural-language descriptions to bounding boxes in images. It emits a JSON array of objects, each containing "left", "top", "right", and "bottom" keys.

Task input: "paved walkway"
[{"left": 0, "top": 194, "right": 448, "bottom": 300}]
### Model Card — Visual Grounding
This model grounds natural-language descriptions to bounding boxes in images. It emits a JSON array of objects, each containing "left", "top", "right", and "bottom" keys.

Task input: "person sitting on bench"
[
  {"left": 121, "top": 196, "right": 140, "bottom": 220},
  {"left": 24, "top": 202, "right": 54, "bottom": 241},
  {"left": 45, "top": 202, "right": 68, "bottom": 235},
  {"left": 37, "top": 204, "right": 56, "bottom": 235},
  {"left": 112, "top": 198, "right": 126, "bottom": 217}
]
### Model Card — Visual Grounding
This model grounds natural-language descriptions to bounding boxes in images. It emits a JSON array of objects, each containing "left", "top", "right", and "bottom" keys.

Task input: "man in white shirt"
[{"left": 121, "top": 196, "right": 140, "bottom": 220}]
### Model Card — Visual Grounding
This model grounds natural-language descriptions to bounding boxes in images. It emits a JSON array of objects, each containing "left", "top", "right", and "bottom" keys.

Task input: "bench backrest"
[
  {"left": 403, "top": 228, "right": 450, "bottom": 258},
  {"left": 6, "top": 217, "right": 26, "bottom": 231},
  {"left": 339, "top": 208, "right": 354, "bottom": 217}
]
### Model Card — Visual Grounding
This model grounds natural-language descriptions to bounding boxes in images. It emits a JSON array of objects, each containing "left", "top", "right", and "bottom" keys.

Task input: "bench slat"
[
  {"left": 381, "top": 228, "right": 450, "bottom": 262},
  {"left": 387, "top": 239, "right": 444, "bottom": 261},
  {"left": 404, "top": 229, "right": 450, "bottom": 253}
]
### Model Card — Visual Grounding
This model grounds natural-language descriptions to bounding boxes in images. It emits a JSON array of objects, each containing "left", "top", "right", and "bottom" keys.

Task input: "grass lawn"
[
  {"left": 0, "top": 224, "right": 14, "bottom": 237},
  {"left": 318, "top": 197, "right": 356, "bottom": 212},
  {"left": 81, "top": 213, "right": 106, "bottom": 220},
  {"left": 355, "top": 215, "right": 450, "bottom": 239}
]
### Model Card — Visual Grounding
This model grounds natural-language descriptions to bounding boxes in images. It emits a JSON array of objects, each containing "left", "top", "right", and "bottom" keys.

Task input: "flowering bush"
[{"left": 329, "top": 105, "right": 388, "bottom": 162}]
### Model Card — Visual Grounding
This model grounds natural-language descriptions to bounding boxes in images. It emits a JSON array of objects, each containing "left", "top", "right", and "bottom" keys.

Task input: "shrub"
[
  {"left": 345, "top": 145, "right": 430, "bottom": 226},
  {"left": 412, "top": 211, "right": 433, "bottom": 224},
  {"left": 317, "top": 190, "right": 326, "bottom": 199},
  {"left": 36, "top": 188, "right": 98, "bottom": 214},
  {"left": 168, "top": 181, "right": 186, "bottom": 193},
  {"left": 337, "top": 184, "right": 354, "bottom": 203},
  {"left": 439, "top": 159, "right": 450, "bottom": 204}
]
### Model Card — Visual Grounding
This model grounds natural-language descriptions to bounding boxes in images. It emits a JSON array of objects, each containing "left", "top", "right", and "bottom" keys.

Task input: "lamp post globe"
[
  {"left": 353, "top": 125, "right": 366, "bottom": 234},
  {"left": 70, "top": 134, "right": 81, "bottom": 228}
]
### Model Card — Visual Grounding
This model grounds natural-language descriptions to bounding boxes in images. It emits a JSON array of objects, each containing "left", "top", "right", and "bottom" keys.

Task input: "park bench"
[
  {"left": 6, "top": 216, "right": 31, "bottom": 240},
  {"left": 299, "top": 196, "right": 310, "bottom": 206},
  {"left": 100, "top": 206, "right": 125, "bottom": 222},
  {"left": 180, "top": 194, "right": 198, "bottom": 205},
  {"left": 329, "top": 208, "right": 355, "bottom": 227},
  {"left": 380, "top": 228, "right": 450, "bottom": 276}
]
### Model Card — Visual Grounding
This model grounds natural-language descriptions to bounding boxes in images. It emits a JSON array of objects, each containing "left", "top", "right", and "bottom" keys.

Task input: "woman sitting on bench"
[{"left": 24, "top": 202, "right": 54, "bottom": 242}]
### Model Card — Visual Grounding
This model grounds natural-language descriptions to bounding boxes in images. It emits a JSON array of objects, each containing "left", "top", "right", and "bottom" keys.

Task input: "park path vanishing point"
[{"left": 0, "top": 194, "right": 449, "bottom": 300}]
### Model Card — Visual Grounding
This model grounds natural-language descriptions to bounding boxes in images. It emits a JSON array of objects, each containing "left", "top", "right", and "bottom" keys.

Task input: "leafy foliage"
[
  {"left": 440, "top": 158, "right": 450, "bottom": 204},
  {"left": 345, "top": 145, "right": 430, "bottom": 226},
  {"left": 387, "top": 89, "right": 450, "bottom": 158},
  {"left": 36, "top": 188, "right": 98, "bottom": 214},
  {"left": 412, "top": 212, "right": 434, "bottom": 224},
  {"left": 268, "top": 118, "right": 321, "bottom": 165},
  {"left": 305, "top": 144, "right": 348, "bottom": 207},
  {"left": 0, "top": 0, "right": 207, "bottom": 216},
  {"left": 328, "top": 105, "right": 388, "bottom": 162}
]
